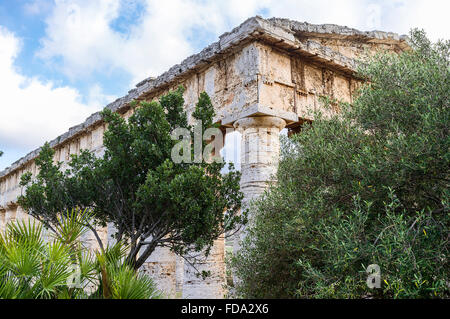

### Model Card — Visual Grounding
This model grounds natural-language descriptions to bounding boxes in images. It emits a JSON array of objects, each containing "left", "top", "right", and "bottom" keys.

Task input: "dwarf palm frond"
[
  {"left": 0, "top": 209, "right": 161, "bottom": 299},
  {"left": 107, "top": 263, "right": 161, "bottom": 299},
  {"left": 1, "top": 220, "right": 43, "bottom": 279},
  {"left": 6, "top": 219, "right": 43, "bottom": 248},
  {"left": 0, "top": 274, "right": 21, "bottom": 299},
  {"left": 53, "top": 208, "right": 93, "bottom": 246},
  {"left": 93, "top": 241, "right": 161, "bottom": 299}
]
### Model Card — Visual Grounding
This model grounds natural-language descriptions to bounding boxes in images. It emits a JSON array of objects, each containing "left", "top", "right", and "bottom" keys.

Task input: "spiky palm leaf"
[
  {"left": 107, "top": 263, "right": 161, "bottom": 299},
  {"left": 0, "top": 209, "right": 161, "bottom": 299}
]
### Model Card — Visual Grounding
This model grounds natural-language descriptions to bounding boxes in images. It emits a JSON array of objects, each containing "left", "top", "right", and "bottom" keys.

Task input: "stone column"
[
  {"left": 232, "top": 116, "right": 286, "bottom": 252},
  {"left": 175, "top": 254, "right": 185, "bottom": 297}
]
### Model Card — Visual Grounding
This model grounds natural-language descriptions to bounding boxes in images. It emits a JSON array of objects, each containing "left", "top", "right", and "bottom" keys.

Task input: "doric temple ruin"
[{"left": 0, "top": 17, "right": 408, "bottom": 298}]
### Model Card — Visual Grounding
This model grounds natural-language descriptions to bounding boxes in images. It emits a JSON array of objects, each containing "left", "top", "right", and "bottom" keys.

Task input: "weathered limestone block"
[
  {"left": 106, "top": 222, "right": 118, "bottom": 247},
  {"left": 141, "top": 246, "right": 177, "bottom": 298},
  {"left": 1, "top": 176, "right": 21, "bottom": 209},
  {"left": 15, "top": 206, "right": 29, "bottom": 223}
]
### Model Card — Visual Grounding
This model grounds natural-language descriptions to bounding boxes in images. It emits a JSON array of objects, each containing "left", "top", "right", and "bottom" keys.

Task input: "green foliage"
[
  {"left": 232, "top": 30, "right": 449, "bottom": 299},
  {"left": 93, "top": 241, "right": 161, "bottom": 299},
  {"left": 19, "top": 87, "right": 244, "bottom": 270},
  {"left": 0, "top": 209, "right": 160, "bottom": 299}
]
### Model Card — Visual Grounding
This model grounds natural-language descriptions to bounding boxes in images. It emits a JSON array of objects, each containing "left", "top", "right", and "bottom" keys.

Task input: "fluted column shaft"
[{"left": 233, "top": 116, "right": 286, "bottom": 252}]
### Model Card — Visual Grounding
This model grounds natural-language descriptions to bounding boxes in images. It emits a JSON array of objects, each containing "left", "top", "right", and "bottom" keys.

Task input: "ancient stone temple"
[{"left": 0, "top": 16, "right": 408, "bottom": 298}]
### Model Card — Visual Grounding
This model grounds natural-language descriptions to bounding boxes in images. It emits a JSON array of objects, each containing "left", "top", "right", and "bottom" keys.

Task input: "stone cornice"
[
  {"left": 268, "top": 17, "right": 410, "bottom": 46},
  {"left": 0, "top": 16, "right": 408, "bottom": 180}
]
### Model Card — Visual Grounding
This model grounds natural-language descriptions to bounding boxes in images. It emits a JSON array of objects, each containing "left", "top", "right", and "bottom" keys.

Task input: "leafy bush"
[{"left": 232, "top": 30, "right": 449, "bottom": 299}]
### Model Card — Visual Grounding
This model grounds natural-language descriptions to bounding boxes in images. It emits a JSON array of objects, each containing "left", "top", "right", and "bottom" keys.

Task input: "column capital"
[
  {"left": 233, "top": 116, "right": 286, "bottom": 131},
  {"left": 221, "top": 103, "right": 298, "bottom": 126}
]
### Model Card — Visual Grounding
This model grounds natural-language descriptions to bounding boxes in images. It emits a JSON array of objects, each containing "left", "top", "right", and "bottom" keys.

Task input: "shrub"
[{"left": 232, "top": 29, "right": 449, "bottom": 299}]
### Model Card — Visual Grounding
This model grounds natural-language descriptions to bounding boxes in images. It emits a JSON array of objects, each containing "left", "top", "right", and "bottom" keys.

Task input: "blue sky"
[{"left": 0, "top": 0, "right": 449, "bottom": 171}]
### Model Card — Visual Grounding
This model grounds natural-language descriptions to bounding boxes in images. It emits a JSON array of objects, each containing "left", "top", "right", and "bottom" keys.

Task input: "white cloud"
[
  {"left": 259, "top": 0, "right": 450, "bottom": 40},
  {"left": 36, "top": 0, "right": 449, "bottom": 88},
  {"left": 37, "top": 0, "right": 192, "bottom": 84},
  {"left": 0, "top": 26, "right": 110, "bottom": 151}
]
